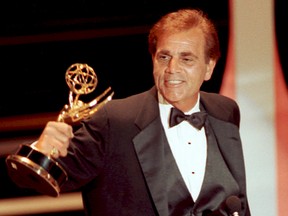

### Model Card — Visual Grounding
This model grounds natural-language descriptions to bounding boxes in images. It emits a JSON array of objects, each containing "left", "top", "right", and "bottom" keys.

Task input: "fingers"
[{"left": 34, "top": 121, "right": 74, "bottom": 158}]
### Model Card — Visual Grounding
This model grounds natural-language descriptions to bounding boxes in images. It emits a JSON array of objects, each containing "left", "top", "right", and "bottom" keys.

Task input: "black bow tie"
[{"left": 169, "top": 107, "right": 207, "bottom": 129}]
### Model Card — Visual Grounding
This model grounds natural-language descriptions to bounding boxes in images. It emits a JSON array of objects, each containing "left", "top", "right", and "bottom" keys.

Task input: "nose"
[{"left": 166, "top": 58, "right": 180, "bottom": 73}]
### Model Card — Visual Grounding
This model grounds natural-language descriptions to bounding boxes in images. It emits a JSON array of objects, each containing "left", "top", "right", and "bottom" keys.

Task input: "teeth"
[{"left": 168, "top": 80, "right": 181, "bottom": 84}]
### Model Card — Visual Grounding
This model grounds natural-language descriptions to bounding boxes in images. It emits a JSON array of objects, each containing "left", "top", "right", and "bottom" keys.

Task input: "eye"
[
  {"left": 157, "top": 53, "right": 170, "bottom": 62},
  {"left": 181, "top": 57, "right": 194, "bottom": 65}
]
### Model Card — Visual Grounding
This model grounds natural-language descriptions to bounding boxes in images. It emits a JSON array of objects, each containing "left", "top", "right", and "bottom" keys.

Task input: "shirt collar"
[{"left": 158, "top": 92, "right": 201, "bottom": 129}]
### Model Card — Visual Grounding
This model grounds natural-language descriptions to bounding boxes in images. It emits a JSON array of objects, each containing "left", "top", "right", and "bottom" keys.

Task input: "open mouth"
[{"left": 165, "top": 79, "right": 184, "bottom": 86}]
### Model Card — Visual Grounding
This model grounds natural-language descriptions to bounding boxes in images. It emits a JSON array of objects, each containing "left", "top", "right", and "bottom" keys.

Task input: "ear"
[{"left": 204, "top": 59, "right": 216, "bottom": 81}]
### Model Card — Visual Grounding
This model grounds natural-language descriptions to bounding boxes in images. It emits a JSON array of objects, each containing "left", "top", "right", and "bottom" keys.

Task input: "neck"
[
  {"left": 158, "top": 93, "right": 200, "bottom": 113},
  {"left": 172, "top": 101, "right": 197, "bottom": 113}
]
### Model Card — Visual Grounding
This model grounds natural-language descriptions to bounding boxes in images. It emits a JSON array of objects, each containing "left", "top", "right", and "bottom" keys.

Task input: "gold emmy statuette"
[{"left": 6, "top": 63, "right": 114, "bottom": 197}]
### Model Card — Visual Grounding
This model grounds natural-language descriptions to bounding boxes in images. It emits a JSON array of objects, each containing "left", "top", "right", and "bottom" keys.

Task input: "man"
[{"left": 34, "top": 8, "right": 250, "bottom": 215}]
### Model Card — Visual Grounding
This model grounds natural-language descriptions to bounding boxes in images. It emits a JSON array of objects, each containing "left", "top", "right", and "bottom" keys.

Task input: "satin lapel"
[
  {"left": 206, "top": 114, "right": 247, "bottom": 200},
  {"left": 205, "top": 114, "right": 244, "bottom": 181},
  {"left": 199, "top": 93, "right": 243, "bottom": 180},
  {"left": 206, "top": 115, "right": 242, "bottom": 164},
  {"left": 133, "top": 118, "right": 169, "bottom": 215},
  {"left": 131, "top": 87, "right": 169, "bottom": 215},
  {"left": 193, "top": 116, "right": 241, "bottom": 215}
]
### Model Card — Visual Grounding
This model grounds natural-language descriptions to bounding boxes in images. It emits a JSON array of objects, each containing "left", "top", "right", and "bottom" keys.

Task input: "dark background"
[
  {"left": 0, "top": 0, "right": 287, "bottom": 215},
  {"left": 0, "top": 0, "right": 230, "bottom": 118}
]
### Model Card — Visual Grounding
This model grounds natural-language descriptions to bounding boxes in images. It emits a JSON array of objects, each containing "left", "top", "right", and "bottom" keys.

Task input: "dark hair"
[{"left": 148, "top": 9, "right": 221, "bottom": 62}]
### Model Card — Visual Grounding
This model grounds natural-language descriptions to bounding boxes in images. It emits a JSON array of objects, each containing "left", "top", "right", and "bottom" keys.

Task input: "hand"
[{"left": 34, "top": 121, "right": 74, "bottom": 158}]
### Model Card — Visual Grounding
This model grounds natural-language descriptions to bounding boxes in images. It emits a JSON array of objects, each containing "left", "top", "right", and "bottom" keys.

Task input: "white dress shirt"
[{"left": 158, "top": 93, "right": 207, "bottom": 201}]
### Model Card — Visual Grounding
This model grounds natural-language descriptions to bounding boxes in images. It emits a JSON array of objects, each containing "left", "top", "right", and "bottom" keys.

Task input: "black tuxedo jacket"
[{"left": 60, "top": 86, "right": 250, "bottom": 216}]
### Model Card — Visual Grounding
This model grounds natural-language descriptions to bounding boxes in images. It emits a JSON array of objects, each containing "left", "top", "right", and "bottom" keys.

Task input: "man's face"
[{"left": 152, "top": 28, "right": 216, "bottom": 111}]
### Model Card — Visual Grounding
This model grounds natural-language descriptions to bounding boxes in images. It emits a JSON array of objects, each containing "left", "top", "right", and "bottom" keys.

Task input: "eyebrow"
[
  {"left": 158, "top": 50, "right": 170, "bottom": 55},
  {"left": 180, "top": 51, "right": 198, "bottom": 59},
  {"left": 157, "top": 50, "right": 199, "bottom": 60}
]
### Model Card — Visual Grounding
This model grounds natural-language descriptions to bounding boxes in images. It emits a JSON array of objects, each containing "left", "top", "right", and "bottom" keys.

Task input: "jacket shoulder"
[{"left": 200, "top": 91, "right": 240, "bottom": 127}]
